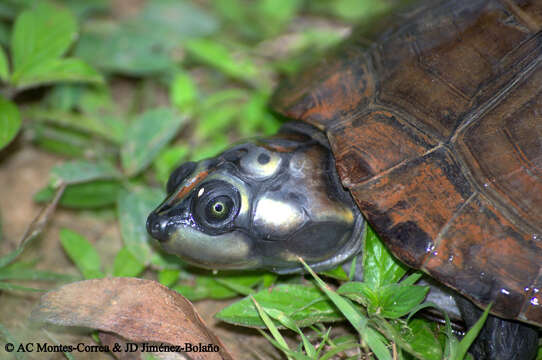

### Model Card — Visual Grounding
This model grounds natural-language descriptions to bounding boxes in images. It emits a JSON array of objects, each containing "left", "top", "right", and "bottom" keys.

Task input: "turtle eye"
[
  {"left": 206, "top": 196, "right": 233, "bottom": 222},
  {"left": 193, "top": 180, "right": 240, "bottom": 231}
]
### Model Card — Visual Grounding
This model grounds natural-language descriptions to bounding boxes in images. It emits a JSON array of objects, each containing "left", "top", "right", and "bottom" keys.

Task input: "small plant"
[{"left": 0, "top": 2, "right": 102, "bottom": 151}]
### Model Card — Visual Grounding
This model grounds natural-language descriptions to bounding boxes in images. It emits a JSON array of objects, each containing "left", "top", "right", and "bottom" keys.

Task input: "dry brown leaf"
[{"left": 31, "top": 277, "right": 234, "bottom": 360}]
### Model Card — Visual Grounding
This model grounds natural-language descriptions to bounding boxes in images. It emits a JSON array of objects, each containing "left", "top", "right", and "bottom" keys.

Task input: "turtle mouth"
[{"left": 146, "top": 211, "right": 187, "bottom": 243}]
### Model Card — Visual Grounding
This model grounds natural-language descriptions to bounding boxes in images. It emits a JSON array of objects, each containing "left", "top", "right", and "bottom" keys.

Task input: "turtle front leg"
[{"left": 455, "top": 296, "right": 538, "bottom": 360}]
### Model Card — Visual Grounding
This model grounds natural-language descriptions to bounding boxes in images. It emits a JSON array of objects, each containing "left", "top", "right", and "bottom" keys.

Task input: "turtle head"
[{"left": 146, "top": 125, "right": 364, "bottom": 273}]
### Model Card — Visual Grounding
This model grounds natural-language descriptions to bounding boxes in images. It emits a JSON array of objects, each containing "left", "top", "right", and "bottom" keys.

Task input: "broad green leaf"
[
  {"left": 26, "top": 107, "right": 125, "bottom": 143},
  {"left": 75, "top": 1, "right": 217, "bottom": 75},
  {"left": 13, "top": 58, "right": 103, "bottom": 88},
  {"left": 238, "top": 92, "right": 278, "bottom": 136},
  {"left": 185, "top": 39, "right": 259, "bottom": 84},
  {"left": 29, "top": 120, "right": 117, "bottom": 157},
  {"left": 121, "top": 108, "right": 186, "bottom": 176},
  {"left": 256, "top": 0, "right": 303, "bottom": 36},
  {"left": 328, "top": 0, "right": 392, "bottom": 22},
  {"left": 50, "top": 160, "right": 120, "bottom": 187},
  {"left": 0, "top": 96, "right": 21, "bottom": 150},
  {"left": 216, "top": 284, "right": 343, "bottom": 328},
  {"left": 45, "top": 84, "right": 85, "bottom": 111},
  {"left": 337, "top": 281, "right": 379, "bottom": 308},
  {"left": 62, "top": 0, "right": 108, "bottom": 19},
  {"left": 170, "top": 71, "right": 198, "bottom": 115},
  {"left": 363, "top": 225, "right": 407, "bottom": 288},
  {"left": 180, "top": 272, "right": 265, "bottom": 300},
  {"left": 320, "top": 265, "right": 349, "bottom": 281},
  {"left": 190, "top": 136, "right": 230, "bottom": 162},
  {"left": 113, "top": 247, "right": 145, "bottom": 277},
  {"left": 150, "top": 251, "right": 185, "bottom": 270},
  {"left": 377, "top": 284, "right": 429, "bottom": 319},
  {"left": 195, "top": 104, "right": 239, "bottom": 139},
  {"left": 153, "top": 145, "right": 190, "bottom": 185},
  {"left": 11, "top": 2, "right": 77, "bottom": 82},
  {"left": 0, "top": 45, "right": 8, "bottom": 81},
  {"left": 397, "top": 319, "right": 443, "bottom": 360},
  {"left": 213, "top": 0, "right": 245, "bottom": 25},
  {"left": 59, "top": 228, "right": 104, "bottom": 279},
  {"left": 139, "top": 0, "right": 218, "bottom": 45},
  {"left": 75, "top": 26, "right": 175, "bottom": 75},
  {"left": 117, "top": 187, "right": 164, "bottom": 264},
  {"left": 158, "top": 269, "right": 180, "bottom": 287},
  {"left": 35, "top": 181, "right": 122, "bottom": 208}
]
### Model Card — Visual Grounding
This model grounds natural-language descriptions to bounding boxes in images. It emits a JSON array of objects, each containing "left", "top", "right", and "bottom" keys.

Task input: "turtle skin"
[{"left": 272, "top": 0, "right": 542, "bottom": 328}]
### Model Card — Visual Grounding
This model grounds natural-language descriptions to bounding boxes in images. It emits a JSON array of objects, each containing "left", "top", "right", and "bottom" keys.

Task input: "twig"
[{"left": 18, "top": 183, "right": 66, "bottom": 248}]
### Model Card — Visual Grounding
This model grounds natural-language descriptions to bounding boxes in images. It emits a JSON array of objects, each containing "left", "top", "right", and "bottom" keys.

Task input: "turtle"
[{"left": 146, "top": 0, "right": 542, "bottom": 358}]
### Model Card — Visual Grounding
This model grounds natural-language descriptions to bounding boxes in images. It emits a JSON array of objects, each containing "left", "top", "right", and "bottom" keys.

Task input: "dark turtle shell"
[{"left": 272, "top": 0, "right": 542, "bottom": 325}]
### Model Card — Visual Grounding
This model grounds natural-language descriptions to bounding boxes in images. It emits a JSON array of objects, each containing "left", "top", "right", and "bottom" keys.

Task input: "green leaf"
[
  {"left": 158, "top": 269, "right": 180, "bottom": 287},
  {"left": 0, "top": 281, "right": 44, "bottom": 292},
  {"left": 195, "top": 104, "right": 239, "bottom": 139},
  {"left": 13, "top": 58, "right": 103, "bottom": 88},
  {"left": 185, "top": 39, "right": 259, "bottom": 84},
  {"left": 0, "top": 22, "right": 10, "bottom": 47},
  {"left": 251, "top": 297, "right": 291, "bottom": 354},
  {"left": 153, "top": 145, "right": 190, "bottom": 185},
  {"left": 300, "top": 258, "right": 392, "bottom": 360},
  {"left": 117, "top": 187, "right": 164, "bottom": 265},
  {"left": 327, "top": 0, "right": 392, "bottom": 22},
  {"left": 181, "top": 272, "right": 265, "bottom": 300},
  {"left": 0, "top": 45, "right": 8, "bottom": 81},
  {"left": 74, "top": 1, "right": 217, "bottom": 75},
  {"left": 0, "top": 266, "right": 76, "bottom": 282},
  {"left": 363, "top": 225, "right": 407, "bottom": 288},
  {"left": 121, "top": 108, "right": 186, "bottom": 176},
  {"left": 50, "top": 160, "right": 120, "bottom": 187},
  {"left": 337, "top": 281, "right": 378, "bottom": 308},
  {"left": 26, "top": 107, "right": 125, "bottom": 144},
  {"left": 34, "top": 181, "right": 122, "bottom": 208},
  {"left": 0, "top": 96, "right": 21, "bottom": 150},
  {"left": 190, "top": 136, "right": 230, "bottom": 161},
  {"left": 398, "top": 319, "right": 443, "bottom": 360},
  {"left": 457, "top": 304, "right": 491, "bottom": 360},
  {"left": 256, "top": 0, "right": 303, "bottom": 36},
  {"left": 170, "top": 71, "right": 198, "bottom": 115},
  {"left": 11, "top": 2, "right": 77, "bottom": 82},
  {"left": 113, "top": 247, "right": 145, "bottom": 277},
  {"left": 28, "top": 121, "right": 113, "bottom": 157},
  {"left": 263, "top": 307, "right": 316, "bottom": 358},
  {"left": 0, "top": 246, "right": 25, "bottom": 269},
  {"left": 59, "top": 228, "right": 104, "bottom": 279},
  {"left": 216, "top": 284, "right": 343, "bottom": 328},
  {"left": 377, "top": 284, "right": 429, "bottom": 319},
  {"left": 319, "top": 265, "right": 349, "bottom": 281}
]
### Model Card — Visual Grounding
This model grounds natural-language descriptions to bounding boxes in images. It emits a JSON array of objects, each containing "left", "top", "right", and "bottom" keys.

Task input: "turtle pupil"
[{"left": 204, "top": 195, "right": 233, "bottom": 223}]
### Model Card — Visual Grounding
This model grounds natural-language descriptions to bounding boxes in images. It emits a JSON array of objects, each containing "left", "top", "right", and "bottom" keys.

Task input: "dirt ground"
[{"left": 0, "top": 143, "right": 282, "bottom": 360}]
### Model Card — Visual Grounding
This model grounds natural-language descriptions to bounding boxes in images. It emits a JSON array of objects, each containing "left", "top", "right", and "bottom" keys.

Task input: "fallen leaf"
[{"left": 32, "top": 278, "right": 233, "bottom": 360}]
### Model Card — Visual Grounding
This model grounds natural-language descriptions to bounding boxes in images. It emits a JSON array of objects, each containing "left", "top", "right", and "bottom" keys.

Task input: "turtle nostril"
[{"left": 146, "top": 212, "right": 170, "bottom": 242}]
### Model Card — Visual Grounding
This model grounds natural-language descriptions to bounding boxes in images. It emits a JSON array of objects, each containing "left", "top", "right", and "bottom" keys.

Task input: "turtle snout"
[{"left": 146, "top": 212, "right": 171, "bottom": 242}]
